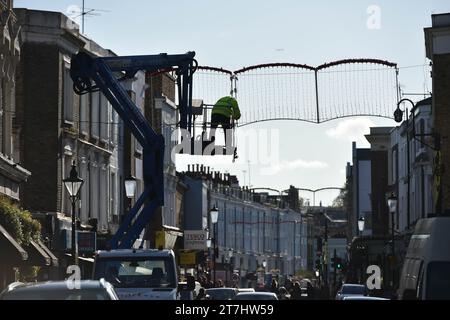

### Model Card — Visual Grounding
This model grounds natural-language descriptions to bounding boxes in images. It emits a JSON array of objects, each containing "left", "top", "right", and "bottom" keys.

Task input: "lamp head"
[
  {"left": 358, "top": 217, "right": 365, "bottom": 232},
  {"left": 210, "top": 205, "right": 219, "bottom": 224},
  {"left": 394, "top": 107, "right": 404, "bottom": 123},
  {"left": 387, "top": 193, "right": 397, "bottom": 214}
]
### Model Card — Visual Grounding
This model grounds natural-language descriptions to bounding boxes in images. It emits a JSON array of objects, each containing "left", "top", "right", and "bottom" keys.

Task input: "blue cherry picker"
[
  {"left": 71, "top": 51, "right": 200, "bottom": 299},
  {"left": 70, "top": 51, "right": 197, "bottom": 250}
]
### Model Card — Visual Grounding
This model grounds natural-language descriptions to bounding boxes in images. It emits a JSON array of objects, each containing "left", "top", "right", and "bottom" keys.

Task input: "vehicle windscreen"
[
  {"left": 341, "top": 285, "right": 366, "bottom": 295},
  {"left": 93, "top": 256, "right": 176, "bottom": 289},
  {"left": 426, "top": 261, "right": 450, "bottom": 299},
  {"left": 1, "top": 289, "right": 111, "bottom": 300}
]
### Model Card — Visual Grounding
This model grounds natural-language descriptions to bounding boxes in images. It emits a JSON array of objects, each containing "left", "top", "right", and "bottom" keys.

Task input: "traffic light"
[{"left": 336, "top": 257, "right": 342, "bottom": 269}]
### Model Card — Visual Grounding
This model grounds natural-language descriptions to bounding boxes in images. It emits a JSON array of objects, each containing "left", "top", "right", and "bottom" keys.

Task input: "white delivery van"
[
  {"left": 398, "top": 217, "right": 450, "bottom": 300},
  {"left": 93, "top": 249, "right": 179, "bottom": 300}
]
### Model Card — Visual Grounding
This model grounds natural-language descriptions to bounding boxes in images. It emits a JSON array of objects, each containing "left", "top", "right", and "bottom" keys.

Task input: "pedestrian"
[
  {"left": 195, "top": 288, "right": 207, "bottom": 300},
  {"left": 306, "top": 281, "right": 314, "bottom": 299},
  {"left": 290, "top": 281, "right": 302, "bottom": 300},
  {"left": 278, "top": 286, "right": 290, "bottom": 300},
  {"left": 209, "top": 96, "right": 240, "bottom": 157},
  {"left": 285, "top": 278, "right": 293, "bottom": 292},
  {"left": 270, "top": 279, "right": 279, "bottom": 296}
]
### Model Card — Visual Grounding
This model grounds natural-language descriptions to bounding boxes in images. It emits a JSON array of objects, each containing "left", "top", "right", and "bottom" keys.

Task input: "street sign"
[
  {"left": 77, "top": 231, "right": 96, "bottom": 253},
  {"left": 179, "top": 250, "right": 197, "bottom": 266},
  {"left": 60, "top": 229, "right": 96, "bottom": 253},
  {"left": 184, "top": 230, "right": 207, "bottom": 250}
]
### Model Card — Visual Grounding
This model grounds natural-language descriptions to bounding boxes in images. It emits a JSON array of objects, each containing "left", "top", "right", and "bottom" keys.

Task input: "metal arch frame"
[
  {"left": 236, "top": 114, "right": 396, "bottom": 127},
  {"left": 248, "top": 187, "right": 288, "bottom": 195},
  {"left": 232, "top": 59, "right": 397, "bottom": 74},
  {"left": 292, "top": 187, "right": 344, "bottom": 207},
  {"left": 196, "top": 58, "right": 398, "bottom": 125},
  {"left": 197, "top": 65, "right": 233, "bottom": 75}
]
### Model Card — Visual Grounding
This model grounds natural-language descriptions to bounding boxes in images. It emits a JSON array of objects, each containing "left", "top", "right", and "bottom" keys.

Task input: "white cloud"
[
  {"left": 260, "top": 158, "right": 329, "bottom": 175},
  {"left": 325, "top": 118, "right": 375, "bottom": 146}
]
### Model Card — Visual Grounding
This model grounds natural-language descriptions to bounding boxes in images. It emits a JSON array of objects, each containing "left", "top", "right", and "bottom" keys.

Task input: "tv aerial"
[{"left": 66, "top": 0, "right": 110, "bottom": 34}]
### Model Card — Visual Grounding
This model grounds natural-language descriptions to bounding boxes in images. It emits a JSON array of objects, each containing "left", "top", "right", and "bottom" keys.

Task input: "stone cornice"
[
  {"left": 20, "top": 28, "right": 84, "bottom": 55},
  {"left": 0, "top": 154, "right": 31, "bottom": 182}
]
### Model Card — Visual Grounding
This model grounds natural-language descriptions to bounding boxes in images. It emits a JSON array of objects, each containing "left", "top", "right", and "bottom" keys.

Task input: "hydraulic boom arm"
[{"left": 70, "top": 51, "right": 196, "bottom": 249}]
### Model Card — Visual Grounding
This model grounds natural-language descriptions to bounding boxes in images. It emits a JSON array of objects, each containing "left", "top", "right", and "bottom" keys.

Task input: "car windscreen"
[
  {"left": 1, "top": 289, "right": 111, "bottom": 300},
  {"left": 341, "top": 285, "right": 366, "bottom": 295},
  {"left": 426, "top": 261, "right": 450, "bottom": 299},
  {"left": 93, "top": 256, "right": 176, "bottom": 289}
]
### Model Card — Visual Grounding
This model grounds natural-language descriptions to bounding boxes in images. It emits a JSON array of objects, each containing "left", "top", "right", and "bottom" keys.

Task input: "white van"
[
  {"left": 398, "top": 217, "right": 450, "bottom": 300},
  {"left": 93, "top": 249, "right": 179, "bottom": 300}
]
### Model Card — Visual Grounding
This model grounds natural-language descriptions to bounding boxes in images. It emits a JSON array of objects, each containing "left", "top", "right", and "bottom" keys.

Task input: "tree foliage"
[
  {"left": 332, "top": 180, "right": 352, "bottom": 209},
  {"left": 0, "top": 196, "right": 41, "bottom": 245}
]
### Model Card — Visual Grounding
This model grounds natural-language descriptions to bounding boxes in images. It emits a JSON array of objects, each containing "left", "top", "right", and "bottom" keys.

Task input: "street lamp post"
[
  {"left": 206, "top": 238, "right": 212, "bottom": 277},
  {"left": 63, "top": 161, "right": 84, "bottom": 266},
  {"left": 387, "top": 193, "right": 397, "bottom": 288},
  {"left": 358, "top": 217, "right": 365, "bottom": 236},
  {"left": 323, "top": 214, "right": 328, "bottom": 290},
  {"left": 227, "top": 248, "right": 233, "bottom": 286},
  {"left": 210, "top": 205, "right": 219, "bottom": 287},
  {"left": 293, "top": 220, "right": 298, "bottom": 277},
  {"left": 124, "top": 175, "right": 137, "bottom": 217},
  {"left": 262, "top": 259, "right": 267, "bottom": 281},
  {"left": 357, "top": 216, "right": 365, "bottom": 284}
]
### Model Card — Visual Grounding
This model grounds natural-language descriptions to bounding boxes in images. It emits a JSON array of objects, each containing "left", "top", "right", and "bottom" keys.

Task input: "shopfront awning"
[
  {"left": 22, "top": 240, "right": 52, "bottom": 266},
  {"left": 0, "top": 223, "right": 28, "bottom": 265},
  {"left": 37, "top": 240, "right": 59, "bottom": 267}
]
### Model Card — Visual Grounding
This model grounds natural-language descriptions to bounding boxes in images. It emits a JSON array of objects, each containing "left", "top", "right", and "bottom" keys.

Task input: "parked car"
[
  {"left": 335, "top": 284, "right": 368, "bottom": 300},
  {"left": 0, "top": 280, "right": 119, "bottom": 300},
  {"left": 234, "top": 292, "right": 278, "bottom": 300},
  {"left": 237, "top": 288, "right": 256, "bottom": 293},
  {"left": 398, "top": 217, "right": 450, "bottom": 300},
  {"left": 205, "top": 288, "right": 238, "bottom": 300},
  {"left": 342, "top": 296, "right": 389, "bottom": 301}
]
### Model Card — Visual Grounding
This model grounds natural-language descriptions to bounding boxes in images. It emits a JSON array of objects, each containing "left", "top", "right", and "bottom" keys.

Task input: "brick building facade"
[
  {"left": 15, "top": 9, "right": 121, "bottom": 270},
  {"left": 0, "top": 1, "right": 30, "bottom": 201},
  {"left": 425, "top": 13, "right": 450, "bottom": 215}
]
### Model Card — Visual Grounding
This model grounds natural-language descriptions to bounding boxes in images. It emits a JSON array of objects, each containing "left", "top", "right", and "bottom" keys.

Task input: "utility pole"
[
  {"left": 293, "top": 221, "right": 296, "bottom": 276},
  {"left": 324, "top": 217, "right": 328, "bottom": 290},
  {"left": 333, "top": 249, "right": 337, "bottom": 294},
  {"left": 82, "top": 0, "right": 85, "bottom": 34},
  {"left": 248, "top": 160, "right": 251, "bottom": 188}
]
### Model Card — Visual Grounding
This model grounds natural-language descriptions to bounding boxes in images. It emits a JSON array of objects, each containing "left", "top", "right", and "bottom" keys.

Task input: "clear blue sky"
[{"left": 15, "top": 0, "right": 450, "bottom": 205}]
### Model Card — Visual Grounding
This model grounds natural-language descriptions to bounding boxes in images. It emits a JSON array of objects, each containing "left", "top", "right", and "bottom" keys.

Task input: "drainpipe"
[{"left": 406, "top": 112, "right": 411, "bottom": 228}]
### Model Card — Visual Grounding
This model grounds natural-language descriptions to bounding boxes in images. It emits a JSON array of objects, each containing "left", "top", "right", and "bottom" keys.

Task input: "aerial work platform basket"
[{"left": 177, "top": 99, "right": 238, "bottom": 160}]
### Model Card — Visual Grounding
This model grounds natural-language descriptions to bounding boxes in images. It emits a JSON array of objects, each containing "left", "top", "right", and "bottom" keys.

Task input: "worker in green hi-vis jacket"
[{"left": 210, "top": 96, "right": 240, "bottom": 152}]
